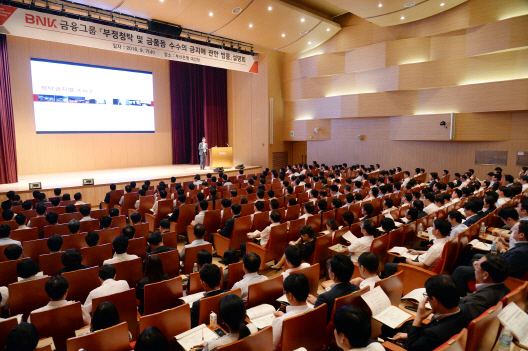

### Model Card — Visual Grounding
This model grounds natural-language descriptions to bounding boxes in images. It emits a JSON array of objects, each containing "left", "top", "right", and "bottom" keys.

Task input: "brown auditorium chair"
[
  {"left": 289, "top": 263, "right": 320, "bottom": 296},
  {"left": 143, "top": 276, "right": 183, "bottom": 316},
  {"left": 202, "top": 209, "right": 222, "bottom": 239},
  {"left": 39, "top": 252, "right": 64, "bottom": 276},
  {"left": 10, "top": 227, "right": 39, "bottom": 242},
  {"left": 79, "top": 219, "right": 99, "bottom": 233},
  {"left": 0, "top": 221, "right": 18, "bottom": 231},
  {"left": 62, "top": 266, "right": 101, "bottom": 303},
  {"left": 151, "top": 249, "right": 180, "bottom": 278},
  {"left": 401, "top": 222, "right": 417, "bottom": 248},
  {"left": 370, "top": 233, "right": 388, "bottom": 268},
  {"left": 182, "top": 243, "right": 212, "bottom": 275},
  {"left": 216, "top": 326, "right": 273, "bottom": 351},
  {"left": 335, "top": 207, "right": 348, "bottom": 226},
  {"left": 100, "top": 189, "right": 124, "bottom": 211},
  {"left": 30, "top": 302, "right": 84, "bottom": 351},
  {"left": 43, "top": 223, "right": 70, "bottom": 238},
  {"left": 214, "top": 216, "right": 252, "bottom": 257},
  {"left": 81, "top": 243, "right": 113, "bottom": 267},
  {"left": 287, "top": 217, "right": 306, "bottom": 243},
  {"left": 0, "top": 258, "right": 21, "bottom": 287},
  {"left": 160, "top": 231, "right": 178, "bottom": 249},
  {"left": 128, "top": 196, "right": 154, "bottom": 222},
  {"left": 66, "top": 321, "right": 130, "bottom": 351},
  {"left": 110, "top": 215, "right": 127, "bottom": 232},
  {"left": 501, "top": 281, "right": 528, "bottom": 310},
  {"left": 281, "top": 303, "right": 328, "bottom": 351},
  {"left": 145, "top": 200, "right": 173, "bottom": 232},
  {"left": 110, "top": 257, "right": 143, "bottom": 288},
  {"left": 322, "top": 210, "right": 336, "bottom": 225},
  {"left": 22, "top": 238, "right": 50, "bottom": 264},
  {"left": 396, "top": 263, "right": 436, "bottom": 295},
  {"left": 58, "top": 212, "right": 82, "bottom": 224},
  {"left": 240, "top": 203, "right": 255, "bottom": 217},
  {"left": 96, "top": 228, "right": 121, "bottom": 245},
  {"left": 8, "top": 276, "right": 51, "bottom": 320},
  {"left": 0, "top": 317, "right": 18, "bottom": 351},
  {"left": 465, "top": 301, "right": 503, "bottom": 351},
  {"left": 251, "top": 211, "right": 270, "bottom": 232},
  {"left": 117, "top": 192, "right": 139, "bottom": 217},
  {"left": 187, "top": 271, "right": 204, "bottom": 295},
  {"left": 247, "top": 275, "right": 284, "bottom": 309},
  {"left": 306, "top": 214, "right": 322, "bottom": 233},
  {"left": 138, "top": 304, "right": 191, "bottom": 345},
  {"left": 62, "top": 233, "right": 89, "bottom": 251},
  {"left": 90, "top": 208, "right": 110, "bottom": 221},
  {"left": 348, "top": 203, "right": 361, "bottom": 223},
  {"left": 246, "top": 223, "right": 288, "bottom": 270},
  {"left": 310, "top": 234, "right": 332, "bottom": 278},
  {"left": 434, "top": 328, "right": 467, "bottom": 351},
  {"left": 198, "top": 289, "right": 241, "bottom": 326},
  {"left": 225, "top": 261, "right": 244, "bottom": 290},
  {"left": 285, "top": 204, "right": 301, "bottom": 222},
  {"left": 170, "top": 204, "right": 196, "bottom": 235},
  {"left": 432, "top": 237, "right": 459, "bottom": 275},
  {"left": 375, "top": 270, "right": 404, "bottom": 306},
  {"left": 132, "top": 223, "right": 149, "bottom": 244},
  {"left": 75, "top": 203, "right": 91, "bottom": 211},
  {"left": 387, "top": 227, "right": 404, "bottom": 251},
  {"left": 92, "top": 288, "right": 138, "bottom": 340},
  {"left": 503, "top": 276, "right": 526, "bottom": 292},
  {"left": 126, "top": 237, "right": 147, "bottom": 261},
  {"left": 27, "top": 216, "right": 49, "bottom": 236}
]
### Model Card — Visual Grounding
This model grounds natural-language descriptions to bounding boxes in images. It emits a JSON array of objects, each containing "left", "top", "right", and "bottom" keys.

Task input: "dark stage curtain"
[
  {"left": 170, "top": 61, "right": 228, "bottom": 165},
  {"left": 0, "top": 34, "right": 18, "bottom": 184}
]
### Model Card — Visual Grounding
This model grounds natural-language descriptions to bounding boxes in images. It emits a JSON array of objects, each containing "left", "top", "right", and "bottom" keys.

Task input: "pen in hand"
[{"left": 202, "top": 329, "right": 204, "bottom": 342}]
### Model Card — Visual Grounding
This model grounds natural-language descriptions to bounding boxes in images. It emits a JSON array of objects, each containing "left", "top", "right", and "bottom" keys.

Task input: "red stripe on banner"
[
  {"left": 249, "top": 61, "right": 258, "bottom": 73},
  {"left": 151, "top": 101, "right": 154, "bottom": 107},
  {"left": 0, "top": 5, "right": 16, "bottom": 25},
  {"left": 33, "top": 94, "right": 38, "bottom": 102}
]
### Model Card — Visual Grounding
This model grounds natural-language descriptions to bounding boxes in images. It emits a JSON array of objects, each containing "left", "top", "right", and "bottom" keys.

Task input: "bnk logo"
[{"left": 25, "top": 14, "right": 57, "bottom": 28}]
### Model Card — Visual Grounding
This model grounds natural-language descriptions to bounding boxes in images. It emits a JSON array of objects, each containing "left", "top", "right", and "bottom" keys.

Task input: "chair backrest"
[
  {"left": 281, "top": 304, "right": 328, "bottom": 351},
  {"left": 306, "top": 214, "right": 322, "bottom": 233},
  {"left": 247, "top": 275, "right": 284, "bottom": 309},
  {"left": 81, "top": 244, "right": 113, "bottom": 267},
  {"left": 92, "top": 288, "right": 138, "bottom": 340},
  {"left": 138, "top": 304, "right": 191, "bottom": 342},
  {"left": 90, "top": 208, "right": 110, "bottom": 220},
  {"left": 152, "top": 249, "right": 180, "bottom": 278},
  {"left": 402, "top": 222, "right": 417, "bottom": 246},
  {"left": 216, "top": 326, "right": 273, "bottom": 351},
  {"left": 287, "top": 217, "right": 306, "bottom": 243},
  {"left": 397, "top": 263, "right": 436, "bottom": 295},
  {"left": 62, "top": 266, "right": 101, "bottom": 303},
  {"left": 225, "top": 261, "right": 244, "bottom": 290},
  {"left": 31, "top": 302, "right": 84, "bottom": 351},
  {"left": 290, "top": 263, "right": 320, "bottom": 296},
  {"left": 387, "top": 227, "right": 404, "bottom": 250},
  {"left": 198, "top": 288, "right": 241, "bottom": 326},
  {"left": 438, "top": 237, "right": 459, "bottom": 274},
  {"left": 203, "top": 209, "right": 222, "bottom": 236},
  {"left": 58, "top": 212, "right": 82, "bottom": 224},
  {"left": 126, "top": 237, "right": 147, "bottom": 261},
  {"left": 108, "top": 190, "right": 125, "bottom": 209},
  {"left": 96, "top": 228, "right": 121, "bottom": 245},
  {"left": 111, "top": 215, "right": 127, "bottom": 231},
  {"left": 182, "top": 243, "right": 213, "bottom": 274},
  {"left": 434, "top": 328, "right": 467, "bottom": 351},
  {"left": 21, "top": 238, "right": 50, "bottom": 264},
  {"left": 110, "top": 257, "right": 143, "bottom": 288},
  {"left": 187, "top": 271, "right": 204, "bottom": 295},
  {"left": 229, "top": 215, "right": 252, "bottom": 247},
  {"left": 311, "top": 234, "right": 332, "bottom": 277},
  {"left": 137, "top": 196, "right": 155, "bottom": 221},
  {"left": 263, "top": 222, "right": 288, "bottom": 260},
  {"left": 43, "top": 224, "right": 70, "bottom": 238},
  {"left": 66, "top": 322, "right": 130, "bottom": 351},
  {"left": 132, "top": 223, "right": 149, "bottom": 242},
  {"left": 375, "top": 270, "right": 404, "bottom": 306},
  {"left": 251, "top": 211, "right": 270, "bottom": 232},
  {"left": 370, "top": 233, "right": 388, "bottom": 267},
  {"left": 120, "top": 192, "right": 139, "bottom": 216},
  {"left": 173, "top": 204, "right": 196, "bottom": 234},
  {"left": 466, "top": 301, "right": 503, "bottom": 351},
  {"left": 331, "top": 285, "right": 371, "bottom": 322},
  {"left": 79, "top": 219, "right": 100, "bottom": 233},
  {"left": 501, "top": 281, "right": 528, "bottom": 311},
  {"left": 0, "top": 259, "right": 21, "bottom": 287},
  {"left": 10, "top": 227, "right": 39, "bottom": 242},
  {"left": 286, "top": 204, "right": 301, "bottom": 222},
  {"left": 39, "top": 252, "right": 64, "bottom": 276},
  {"left": 61, "top": 233, "right": 89, "bottom": 251},
  {"left": 8, "top": 276, "right": 51, "bottom": 320},
  {"left": 0, "top": 317, "right": 18, "bottom": 351},
  {"left": 143, "top": 276, "right": 183, "bottom": 316}
]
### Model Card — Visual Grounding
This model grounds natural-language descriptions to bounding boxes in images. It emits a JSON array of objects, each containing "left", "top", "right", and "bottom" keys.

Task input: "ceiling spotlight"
[
  {"left": 327, "top": 28, "right": 330, "bottom": 31},
  {"left": 308, "top": 41, "right": 311, "bottom": 44},
  {"left": 249, "top": 23, "right": 253, "bottom": 28},
  {"left": 440, "top": 2, "right": 445, "bottom": 5},
  {"left": 268, "top": 6, "right": 272, "bottom": 10},
  {"left": 160, "top": 0, "right": 164, "bottom": 2},
  {"left": 378, "top": 3, "right": 382, "bottom": 7},
  {"left": 209, "top": 12, "right": 213, "bottom": 16},
  {"left": 401, "top": 16, "right": 405, "bottom": 20},
  {"left": 282, "top": 33, "right": 285, "bottom": 37},
  {"left": 301, "top": 18, "right": 305, "bottom": 22}
]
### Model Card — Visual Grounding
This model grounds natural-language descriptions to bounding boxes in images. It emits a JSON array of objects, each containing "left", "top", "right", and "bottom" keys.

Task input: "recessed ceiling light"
[
  {"left": 282, "top": 33, "right": 285, "bottom": 37},
  {"left": 249, "top": 24, "right": 253, "bottom": 28},
  {"left": 301, "top": 18, "right": 305, "bottom": 22},
  {"left": 326, "top": 28, "right": 330, "bottom": 31},
  {"left": 378, "top": 3, "right": 382, "bottom": 7},
  {"left": 209, "top": 12, "right": 213, "bottom": 16},
  {"left": 401, "top": 16, "right": 405, "bottom": 20},
  {"left": 160, "top": 0, "right": 164, "bottom": 2},
  {"left": 440, "top": 2, "right": 445, "bottom": 5},
  {"left": 268, "top": 6, "right": 272, "bottom": 10},
  {"left": 308, "top": 41, "right": 311, "bottom": 44}
]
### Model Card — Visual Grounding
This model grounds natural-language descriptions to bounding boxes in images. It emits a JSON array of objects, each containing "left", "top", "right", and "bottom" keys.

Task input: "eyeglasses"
[{"left": 423, "top": 292, "right": 428, "bottom": 298}]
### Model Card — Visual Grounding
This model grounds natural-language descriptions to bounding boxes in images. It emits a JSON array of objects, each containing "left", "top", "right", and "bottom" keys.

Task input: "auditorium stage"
[{"left": 0, "top": 164, "right": 262, "bottom": 204}]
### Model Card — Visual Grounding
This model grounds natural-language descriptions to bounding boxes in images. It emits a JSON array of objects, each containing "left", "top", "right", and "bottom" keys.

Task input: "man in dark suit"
[
  {"left": 198, "top": 137, "right": 208, "bottom": 170},
  {"left": 384, "top": 275, "right": 467, "bottom": 351},
  {"left": 413, "top": 200, "right": 427, "bottom": 219},
  {"left": 462, "top": 201, "right": 482, "bottom": 227},
  {"left": 190, "top": 263, "right": 225, "bottom": 327},
  {"left": 102, "top": 184, "right": 117, "bottom": 208},
  {"left": 458, "top": 254, "right": 509, "bottom": 320},
  {"left": 211, "top": 203, "right": 242, "bottom": 246},
  {"left": 308, "top": 254, "right": 359, "bottom": 322},
  {"left": 143, "top": 232, "right": 175, "bottom": 271},
  {"left": 207, "top": 188, "right": 220, "bottom": 210}
]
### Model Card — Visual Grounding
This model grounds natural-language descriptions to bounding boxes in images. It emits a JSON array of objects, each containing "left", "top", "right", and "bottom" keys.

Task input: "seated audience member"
[
  {"left": 65, "top": 204, "right": 77, "bottom": 213},
  {"left": 0, "top": 224, "right": 21, "bottom": 247},
  {"left": 452, "top": 220, "right": 528, "bottom": 295},
  {"left": 150, "top": 190, "right": 168, "bottom": 216},
  {"left": 135, "top": 326, "right": 170, "bottom": 351},
  {"left": 51, "top": 197, "right": 61, "bottom": 207},
  {"left": 384, "top": 219, "right": 451, "bottom": 277},
  {"left": 213, "top": 203, "right": 242, "bottom": 245},
  {"left": 108, "top": 208, "right": 120, "bottom": 218},
  {"left": 103, "top": 235, "right": 139, "bottom": 264},
  {"left": 231, "top": 252, "right": 268, "bottom": 302},
  {"left": 82, "top": 265, "right": 129, "bottom": 324},
  {"left": 271, "top": 225, "right": 316, "bottom": 270},
  {"left": 203, "top": 295, "right": 257, "bottom": 351},
  {"left": 334, "top": 306, "right": 384, "bottom": 351},
  {"left": 68, "top": 219, "right": 81, "bottom": 235},
  {"left": 17, "top": 258, "right": 45, "bottom": 282},
  {"left": 62, "top": 193, "right": 71, "bottom": 202},
  {"left": 220, "top": 249, "right": 240, "bottom": 286},
  {"left": 383, "top": 275, "right": 467, "bottom": 351},
  {"left": 118, "top": 185, "right": 132, "bottom": 207},
  {"left": 309, "top": 254, "right": 359, "bottom": 321},
  {"left": 350, "top": 252, "right": 381, "bottom": 290},
  {"left": 90, "top": 301, "right": 131, "bottom": 340},
  {"left": 130, "top": 212, "right": 142, "bottom": 225},
  {"left": 245, "top": 210, "right": 281, "bottom": 252},
  {"left": 281, "top": 245, "right": 310, "bottom": 280},
  {"left": 158, "top": 219, "right": 171, "bottom": 235},
  {"left": 191, "top": 201, "right": 209, "bottom": 226},
  {"left": 482, "top": 196, "right": 497, "bottom": 215},
  {"left": 99, "top": 215, "right": 112, "bottom": 230},
  {"left": 347, "top": 219, "right": 377, "bottom": 263},
  {"left": 34, "top": 193, "right": 49, "bottom": 209},
  {"left": 180, "top": 224, "right": 208, "bottom": 261},
  {"left": 379, "top": 217, "right": 396, "bottom": 234},
  {"left": 1, "top": 209, "right": 14, "bottom": 222},
  {"left": 137, "top": 258, "right": 168, "bottom": 313},
  {"left": 219, "top": 198, "right": 232, "bottom": 221},
  {"left": 85, "top": 232, "right": 99, "bottom": 247},
  {"left": 135, "top": 189, "right": 147, "bottom": 210},
  {"left": 103, "top": 184, "right": 117, "bottom": 204},
  {"left": 191, "top": 264, "right": 225, "bottom": 327},
  {"left": 47, "top": 234, "right": 63, "bottom": 253},
  {"left": 14, "top": 213, "right": 30, "bottom": 230},
  {"left": 413, "top": 200, "right": 427, "bottom": 219},
  {"left": 27, "top": 276, "right": 73, "bottom": 323},
  {"left": 272, "top": 273, "right": 312, "bottom": 350},
  {"left": 458, "top": 254, "right": 509, "bottom": 321},
  {"left": 27, "top": 204, "right": 47, "bottom": 227},
  {"left": 360, "top": 203, "right": 374, "bottom": 221},
  {"left": 197, "top": 249, "right": 213, "bottom": 271},
  {"left": 143, "top": 233, "right": 175, "bottom": 270},
  {"left": 79, "top": 205, "right": 92, "bottom": 222},
  {"left": 74, "top": 192, "right": 86, "bottom": 205},
  {"left": 462, "top": 201, "right": 482, "bottom": 226},
  {"left": 58, "top": 249, "right": 89, "bottom": 275},
  {"left": 5, "top": 323, "right": 39, "bottom": 351},
  {"left": 447, "top": 210, "right": 468, "bottom": 238},
  {"left": 4, "top": 244, "right": 22, "bottom": 261},
  {"left": 45, "top": 211, "right": 59, "bottom": 226}
]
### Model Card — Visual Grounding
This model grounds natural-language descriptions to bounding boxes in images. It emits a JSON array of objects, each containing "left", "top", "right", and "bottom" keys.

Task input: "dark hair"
[
  {"left": 109, "top": 208, "right": 120, "bottom": 217},
  {"left": 193, "top": 223, "right": 206, "bottom": 239},
  {"left": 85, "top": 232, "right": 99, "bottom": 247},
  {"left": 144, "top": 255, "right": 165, "bottom": 283},
  {"left": 45, "top": 275, "right": 69, "bottom": 300},
  {"left": 91, "top": 301, "right": 120, "bottom": 332},
  {"left": 68, "top": 219, "right": 81, "bottom": 234},
  {"left": 122, "top": 225, "right": 135, "bottom": 240},
  {"left": 62, "top": 193, "right": 71, "bottom": 201},
  {"left": 97, "top": 264, "right": 116, "bottom": 281},
  {"left": 270, "top": 210, "right": 281, "bottom": 223},
  {"left": 1, "top": 209, "right": 14, "bottom": 221},
  {"left": 231, "top": 203, "right": 242, "bottom": 215},
  {"left": 362, "top": 220, "right": 377, "bottom": 235},
  {"left": 14, "top": 213, "right": 26, "bottom": 226},
  {"left": 329, "top": 254, "right": 355, "bottom": 282},
  {"left": 362, "top": 203, "right": 374, "bottom": 215},
  {"left": 220, "top": 248, "right": 240, "bottom": 265},
  {"left": 300, "top": 225, "right": 315, "bottom": 239},
  {"left": 4, "top": 244, "right": 22, "bottom": 260},
  {"left": 130, "top": 212, "right": 142, "bottom": 224},
  {"left": 433, "top": 219, "right": 451, "bottom": 237},
  {"left": 100, "top": 215, "right": 112, "bottom": 229},
  {"left": 380, "top": 217, "right": 396, "bottom": 232},
  {"left": 303, "top": 202, "right": 315, "bottom": 214},
  {"left": 113, "top": 235, "right": 129, "bottom": 254},
  {"left": 79, "top": 205, "right": 91, "bottom": 217},
  {"left": 498, "top": 206, "right": 519, "bottom": 221},
  {"left": 254, "top": 201, "right": 265, "bottom": 212},
  {"left": 425, "top": 275, "right": 460, "bottom": 308},
  {"left": 199, "top": 263, "right": 221, "bottom": 288},
  {"left": 147, "top": 232, "right": 163, "bottom": 246},
  {"left": 285, "top": 245, "right": 303, "bottom": 267},
  {"left": 358, "top": 252, "right": 379, "bottom": 274},
  {"left": 17, "top": 258, "right": 39, "bottom": 278},
  {"left": 199, "top": 200, "right": 209, "bottom": 211},
  {"left": 65, "top": 204, "right": 77, "bottom": 213},
  {"left": 481, "top": 254, "right": 509, "bottom": 283},
  {"left": 334, "top": 306, "right": 371, "bottom": 348},
  {"left": 0, "top": 224, "right": 11, "bottom": 238},
  {"left": 326, "top": 218, "right": 339, "bottom": 231},
  {"left": 318, "top": 199, "right": 327, "bottom": 212},
  {"left": 243, "top": 252, "right": 261, "bottom": 273},
  {"left": 406, "top": 207, "right": 419, "bottom": 221},
  {"left": 283, "top": 273, "right": 309, "bottom": 302},
  {"left": 447, "top": 210, "right": 464, "bottom": 223},
  {"left": 5, "top": 322, "right": 39, "bottom": 351},
  {"left": 47, "top": 234, "right": 63, "bottom": 252},
  {"left": 60, "top": 248, "right": 83, "bottom": 268},
  {"left": 218, "top": 295, "right": 250, "bottom": 339},
  {"left": 135, "top": 326, "right": 170, "bottom": 351},
  {"left": 197, "top": 249, "right": 212, "bottom": 267}
]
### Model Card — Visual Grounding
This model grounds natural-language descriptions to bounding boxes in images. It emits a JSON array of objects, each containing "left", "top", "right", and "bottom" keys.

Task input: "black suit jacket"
[
  {"left": 459, "top": 283, "right": 509, "bottom": 321},
  {"left": 143, "top": 246, "right": 175, "bottom": 271},
  {"left": 464, "top": 214, "right": 482, "bottom": 227},
  {"left": 104, "top": 191, "right": 111, "bottom": 204},
  {"left": 314, "top": 282, "right": 360, "bottom": 321},
  {"left": 218, "top": 215, "right": 240, "bottom": 238},
  {"left": 502, "top": 241, "right": 528, "bottom": 278},
  {"left": 208, "top": 196, "right": 219, "bottom": 209},
  {"left": 191, "top": 289, "right": 226, "bottom": 327},
  {"left": 417, "top": 211, "right": 427, "bottom": 219},
  {"left": 405, "top": 310, "right": 467, "bottom": 351}
]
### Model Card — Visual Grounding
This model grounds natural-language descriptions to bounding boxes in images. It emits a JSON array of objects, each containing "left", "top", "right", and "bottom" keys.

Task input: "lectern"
[{"left": 210, "top": 147, "right": 233, "bottom": 168}]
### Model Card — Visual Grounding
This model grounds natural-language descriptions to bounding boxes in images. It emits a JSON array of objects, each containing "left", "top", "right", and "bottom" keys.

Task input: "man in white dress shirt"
[
  {"left": 247, "top": 210, "right": 281, "bottom": 249},
  {"left": 350, "top": 252, "right": 380, "bottom": 291},
  {"left": 347, "top": 220, "right": 377, "bottom": 263},
  {"left": 74, "top": 192, "right": 86, "bottom": 206},
  {"left": 520, "top": 176, "right": 528, "bottom": 192},
  {"left": 401, "top": 171, "right": 411, "bottom": 188},
  {"left": 103, "top": 235, "right": 139, "bottom": 264},
  {"left": 79, "top": 205, "right": 93, "bottom": 222},
  {"left": 423, "top": 193, "right": 439, "bottom": 215},
  {"left": 271, "top": 273, "right": 313, "bottom": 350},
  {"left": 28, "top": 276, "right": 74, "bottom": 324},
  {"left": 0, "top": 224, "right": 21, "bottom": 248},
  {"left": 496, "top": 186, "right": 511, "bottom": 207},
  {"left": 82, "top": 265, "right": 129, "bottom": 325},
  {"left": 447, "top": 211, "right": 468, "bottom": 239},
  {"left": 180, "top": 224, "right": 208, "bottom": 261},
  {"left": 191, "top": 200, "right": 209, "bottom": 226},
  {"left": 14, "top": 213, "right": 30, "bottom": 230},
  {"left": 150, "top": 190, "right": 168, "bottom": 217},
  {"left": 231, "top": 252, "right": 268, "bottom": 302},
  {"left": 334, "top": 305, "right": 385, "bottom": 351},
  {"left": 281, "top": 245, "right": 310, "bottom": 280}
]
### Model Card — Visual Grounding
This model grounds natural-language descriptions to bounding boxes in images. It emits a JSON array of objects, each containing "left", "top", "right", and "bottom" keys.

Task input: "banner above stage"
[{"left": 0, "top": 5, "right": 258, "bottom": 73}]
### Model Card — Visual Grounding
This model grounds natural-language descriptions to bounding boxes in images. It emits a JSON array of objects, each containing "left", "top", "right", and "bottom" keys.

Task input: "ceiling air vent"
[
  {"left": 232, "top": 7, "right": 242, "bottom": 14},
  {"left": 300, "top": 29, "right": 308, "bottom": 35},
  {"left": 404, "top": 2, "right": 415, "bottom": 7}
]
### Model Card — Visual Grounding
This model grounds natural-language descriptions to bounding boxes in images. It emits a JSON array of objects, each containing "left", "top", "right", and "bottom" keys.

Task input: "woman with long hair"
[{"left": 136, "top": 255, "right": 169, "bottom": 315}]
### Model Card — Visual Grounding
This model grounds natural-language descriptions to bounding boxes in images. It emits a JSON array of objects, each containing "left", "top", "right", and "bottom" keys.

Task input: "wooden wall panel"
[
  {"left": 301, "top": 76, "right": 333, "bottom": 100},
  {"left": 385, "top": 37, "right": 431, "bottom": 66},
  {"left": 8, "top": 36, "right": 172, "bottom": 176},
  {"left": 454, "top": 113, "right": 512, "bottom": 141},
  {"left": 345, "top": 43, "right": 386, "bottom": 73},
  {"left": 317, "top": 52, "right": 346, "bottom": 76},
  {"left": 510, "top": 112, "right": 528, "bottom": 142},
  {"left": 283, "top": 78, "right": 302, "bottom": 101},
  {"left": 283, "top": 119, "right": 331, "bottom": 141},
  {"left": 430, "top": 30, "right": 467, "bottom": 61},
  {"left": 390, "top": 114, "right": 452, "bottom": 141},
  {"left": 356, "top": 91, "right": 417, "bottom": 118},
  {"left": 466, "top": 15, "right": 528, "bottom": 56}
]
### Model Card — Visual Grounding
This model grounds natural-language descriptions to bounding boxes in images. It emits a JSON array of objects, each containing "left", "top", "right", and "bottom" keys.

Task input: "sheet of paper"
[
  {"left": 484, "top": 234, "right": 498, "bottom": 242},
  {"left": 469, "top": 239, "right": 491, "bottom": 251},
  {"left": 179, "top": 292, "right": 205, "bottom": 304},
  {"left": 498, "top": 302, "right": 528, "bottom": 347},
  {"left": 389, "top": 247, "right": 408, "bottom": 256},
  {"left": 373, "top": 305, "right": 413, "bottom": 329},
  {"left": 361, "top": 286, "right": 391, "bottom": 316},
  {"left": 342, "top": 231, "right": 358, "bottom": 244},
  {"left": 401, "top": 288, "right": 431, "bottom": 309},
  {"left": 74, "top": 326, "right": 91, "bottom": 337},
  {"left": 394, "top": 221, "right": 404, "bottom": 228},
  {"left": 175, "top": 324, "right": 218, "bottom": 351},
  {"left": 458, "top": 208, "right": 465, "bottom": 215},
  {"left": 251, "top": 313, "right": 276, "bottom": 329},
  {"left": 329, "top": 244, "right": 346, "bottom": 252},
  {"left": 36, "top": 337, "right": 56, "bottom": 351},
  {"left": 384, "top": 213, "right": 394, "bottom": 220},
  {"left": 247, "top": 304, "right": 276, "bottom": 320},
  {"left": 400, "top": 217, "right": 410, "bottom": 224}
]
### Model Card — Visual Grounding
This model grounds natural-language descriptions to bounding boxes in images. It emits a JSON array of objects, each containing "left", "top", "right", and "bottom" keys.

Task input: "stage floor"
[{"left": 0, "top": 164, "right": 261, "bottom": 193}]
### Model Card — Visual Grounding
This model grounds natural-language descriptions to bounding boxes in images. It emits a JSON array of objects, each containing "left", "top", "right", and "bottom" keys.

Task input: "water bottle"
[
  {"left": 479, "top": 222, "right": 486, "bottom": 238},
  {"left": 497, "top": 327, "right": 512, "bottom": 351},
  {"left": 417, "top": 223, "right": 423, "bottom": 233},
  {"left": 491, "top": 241, "right": 498, "bottom": 255},
  {"left": 193, "top": 263, "right": 198, "bottom": 273}
]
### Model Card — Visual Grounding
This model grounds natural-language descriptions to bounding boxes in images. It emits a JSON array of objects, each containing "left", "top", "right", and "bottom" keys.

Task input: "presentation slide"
[{"left": 30, "top": 59, "right": 155, "bottom": 133}]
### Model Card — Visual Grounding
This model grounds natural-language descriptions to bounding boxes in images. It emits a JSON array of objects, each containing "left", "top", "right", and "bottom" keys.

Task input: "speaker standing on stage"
[{"left": 199, "top": 137, "right": 208, "bottom": 170}]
